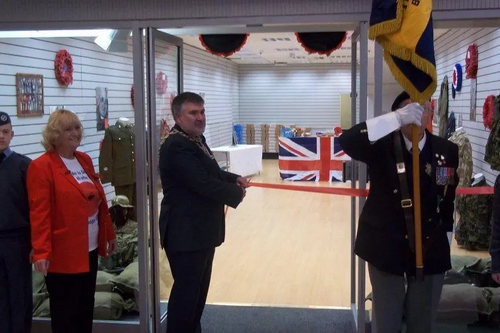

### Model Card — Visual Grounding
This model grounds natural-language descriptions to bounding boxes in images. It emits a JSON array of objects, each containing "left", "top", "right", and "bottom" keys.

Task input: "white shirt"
[{"left": 60, "top": 156, "right": 100, "bottom": 252}]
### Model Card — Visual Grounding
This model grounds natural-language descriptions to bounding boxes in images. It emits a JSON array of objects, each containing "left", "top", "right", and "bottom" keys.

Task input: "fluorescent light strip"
[{"left": 0, "top": 29, "right": 112, "bottom": 39}]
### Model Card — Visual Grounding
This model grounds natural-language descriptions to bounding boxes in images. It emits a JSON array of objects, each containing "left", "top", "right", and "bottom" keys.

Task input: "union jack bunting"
[{"left": 278, "top": 136, "right": 351, "bottom": 182}]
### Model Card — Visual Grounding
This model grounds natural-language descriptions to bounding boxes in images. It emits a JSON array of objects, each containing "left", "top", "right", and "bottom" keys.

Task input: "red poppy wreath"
[{"left": 55, "top": 50, "right": 74, "bottom": 86}]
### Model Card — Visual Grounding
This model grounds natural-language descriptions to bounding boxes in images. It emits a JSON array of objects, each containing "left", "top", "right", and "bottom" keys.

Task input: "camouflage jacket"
[
  {"left": 485, "top": 98, "right": 500, "bottom": 171},
  {"left": 438, "top": 76, "right": 449, "bottom": 138},
  {"left": 456, "top": 177, "right": 494, "bottom": 250},
  {"left": 99, "top": 219, "right": 138, "bottom": 270},
  {"left": 449, "top": 130, "right": 473, "bottom": 188}
]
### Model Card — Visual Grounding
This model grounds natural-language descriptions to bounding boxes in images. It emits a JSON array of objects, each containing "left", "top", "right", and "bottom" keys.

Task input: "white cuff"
[
  {"left": 365, "top": 112, "right": 401, "bottom": 142},
  {"left": 447, "top": 232, "right": 453, "bottom": 245}
]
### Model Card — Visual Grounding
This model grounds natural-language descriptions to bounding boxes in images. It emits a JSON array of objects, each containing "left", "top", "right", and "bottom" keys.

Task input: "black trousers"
[
  {"left": 166, "top": 248, "right": 215, "bottom": 333},
  {"left": 0, "top": 229, "right": 32, "bottom": 333},
  {"left": 45, "top": 248, "right": 99, "bottom": 333}
]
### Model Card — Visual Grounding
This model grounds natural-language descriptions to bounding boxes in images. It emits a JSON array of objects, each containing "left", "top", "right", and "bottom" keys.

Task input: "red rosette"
[
  {"left": 295, "top": 32, "right": 348, "bottom": 56},
  {"left": 198, "top": 34, "right": 249, "bottom": 57}
]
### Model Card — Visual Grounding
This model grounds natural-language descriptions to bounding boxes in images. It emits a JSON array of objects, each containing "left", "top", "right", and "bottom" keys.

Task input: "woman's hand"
[
  {"left": 34, "top": 259, "right": 50, "bottom": 276},
  {"left": 107, "top": 238, "right": 117, "bottom": 255},
  {"left": 493, "top": 273, "right": 500, "bottom": 285}
]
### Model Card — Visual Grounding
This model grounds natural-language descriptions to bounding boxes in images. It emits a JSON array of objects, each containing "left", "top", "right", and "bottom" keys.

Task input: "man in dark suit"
[
  {"left": 339, "top": 92, "right": 459, "bottom": 333},
  {"left": 159, "top": 92, "right": 248, "bottom": 333}
]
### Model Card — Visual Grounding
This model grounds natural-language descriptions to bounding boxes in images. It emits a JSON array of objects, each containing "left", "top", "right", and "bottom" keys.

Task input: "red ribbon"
[{"left": 249, "top": 182, "right": 493, "bottom": 197}]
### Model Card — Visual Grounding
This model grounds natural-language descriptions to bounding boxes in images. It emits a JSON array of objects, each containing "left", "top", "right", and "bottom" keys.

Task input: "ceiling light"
[
  {"left": 94, "top": 29, "right": 131, "bottom": 52},
  {"left": 0, "top": 29, "right": 111, "bottom": 38}
]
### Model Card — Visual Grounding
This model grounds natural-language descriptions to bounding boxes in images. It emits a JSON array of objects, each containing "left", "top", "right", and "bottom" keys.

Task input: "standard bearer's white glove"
[
  {"left": 394, "top": 102, "right": 424, "bottom": 127},
  {"left": 365, "top": 103, "right": 424, "bottom": 142}
]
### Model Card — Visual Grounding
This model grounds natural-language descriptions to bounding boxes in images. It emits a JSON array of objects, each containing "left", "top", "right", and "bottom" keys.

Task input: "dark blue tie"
[{"left": 0, "top": 152, "right": 5, "bottom": 164}]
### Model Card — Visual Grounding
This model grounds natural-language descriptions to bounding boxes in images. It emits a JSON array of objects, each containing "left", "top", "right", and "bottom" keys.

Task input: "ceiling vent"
[
  {"left": 262, "top": 37, "right": 291, "bottom": 42},
  {"left": 276, "top": 48, "right": 301, "bottom": 52}
]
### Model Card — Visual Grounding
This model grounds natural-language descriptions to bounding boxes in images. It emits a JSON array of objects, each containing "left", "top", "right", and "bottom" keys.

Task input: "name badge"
[{"left": 436, "top": 167, "right": 455, "bottom": 186}]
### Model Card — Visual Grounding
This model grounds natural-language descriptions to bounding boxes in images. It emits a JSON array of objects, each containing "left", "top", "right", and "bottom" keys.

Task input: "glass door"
[{"left": 145, "top": 28, "right": 184, "bottom": 333}]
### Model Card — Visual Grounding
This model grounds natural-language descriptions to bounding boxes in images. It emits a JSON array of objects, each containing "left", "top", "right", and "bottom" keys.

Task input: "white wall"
[
  {"left": 152, "top": 42, "right": 239, "bottom": 148},
  {"left": 432, "top": 27, "right": 500, "bottom": 185},
  {"left": 0, "top": 36, "right": 239, "bottom": 200},
  {"left": 238, "top": 64, "right": 352, "bottom": 132},
  {"left": 0, "top": 36, "right": 134, "bottom": 203},
  {"left": 183, "top": 45, "right": 239, "bottom": 148}
]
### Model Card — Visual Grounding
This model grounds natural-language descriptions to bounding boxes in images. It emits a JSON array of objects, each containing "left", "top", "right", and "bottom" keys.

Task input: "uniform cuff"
[{"left": 365, "top": 112, "right": 401, "bottom": 142}]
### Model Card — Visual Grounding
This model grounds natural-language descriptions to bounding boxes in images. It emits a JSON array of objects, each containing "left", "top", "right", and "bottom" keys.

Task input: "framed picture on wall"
[
  {"left": 96, "top": 87, "right": 109, "bottom": 131},
  {"left": 16, "top": 73, "right": 44, "bottom": 117}
]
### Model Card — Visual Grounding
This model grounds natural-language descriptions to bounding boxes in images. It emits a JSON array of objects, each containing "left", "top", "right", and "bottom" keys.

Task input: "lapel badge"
[{"left": 425, "top": 163, "right": 432, "bottom": 176}]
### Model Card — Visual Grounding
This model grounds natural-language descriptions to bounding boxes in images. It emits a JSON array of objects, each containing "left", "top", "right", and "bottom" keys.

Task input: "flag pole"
[{"left": 412, "top": 124, "right": 424, "bottom": 281}]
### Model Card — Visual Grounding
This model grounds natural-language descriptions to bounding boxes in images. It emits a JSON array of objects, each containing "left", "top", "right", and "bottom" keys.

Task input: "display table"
[
  {"left": 212, "top": 144, "right": 263, "bottom": 177},
  {"left": 278, "top": 136, "right": 351, "bottom": 181}
]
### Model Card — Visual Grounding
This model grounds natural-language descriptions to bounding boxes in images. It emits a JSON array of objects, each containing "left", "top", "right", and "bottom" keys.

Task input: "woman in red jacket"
[{"left": 27, "top": 109, "right": 117, "bottom": 333}]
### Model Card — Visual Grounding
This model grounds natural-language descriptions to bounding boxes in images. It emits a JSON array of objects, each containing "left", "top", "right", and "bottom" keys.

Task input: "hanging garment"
[
  {"left": 448, "top": 130, "right": 473, "bottom": 188},
  {"left": 260, "top": 124, "right": 270, "bottom": 153},
  {"left": 484, "top": 95, "right": 500, "bottom": 171},
  {"left": 275, "top": 124, "right": 282, "bottom": 153},
  {"left": 446, "top": 112, "right": 456, "bottom": 139},
  {"left": 438, "top": 76, "right": 449, "bottom": 138},
  {"left": 455, "top": 175, "right": 494, "bottom": 250},
  {"left": 246, "top": 124, "right": 255, "bottom": 144}
]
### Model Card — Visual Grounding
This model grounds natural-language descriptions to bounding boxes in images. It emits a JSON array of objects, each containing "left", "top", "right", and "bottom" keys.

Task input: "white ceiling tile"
[{"left": 180, "top": 29, "right": 449, "bottom": 65}]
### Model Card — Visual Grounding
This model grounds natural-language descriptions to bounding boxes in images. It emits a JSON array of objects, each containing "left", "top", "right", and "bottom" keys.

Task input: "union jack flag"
[{"left": 278, "top": 136, "right": 351, "bottom": 182}]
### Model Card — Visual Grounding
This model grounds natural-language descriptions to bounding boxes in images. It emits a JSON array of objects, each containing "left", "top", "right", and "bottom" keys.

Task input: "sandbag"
[
  {"left": 109, "top": 262, "right": 139, "bottom": 295},
  {"left": 32, "top": 270, "right": 47, "bottom": 294},
  {"left": 96, "top": 270, "right": 116, "bottom": 293},
  {"left": 33, "top": 298, "right": 51, "bottom": 318},
  {"left": 450, "top": 255, "right": 481, "bottom": 273},
  {"left": 93, "top": 292, "right": 125, "bottom": 320},
  {"left": 437, "top": 284, "right": 480, "bottom": 325}
]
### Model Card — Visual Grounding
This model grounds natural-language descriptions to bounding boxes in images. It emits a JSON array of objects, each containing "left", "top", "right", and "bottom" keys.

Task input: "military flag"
[{"left": 369, "top": 0, "right": 437, "bottom": 104}]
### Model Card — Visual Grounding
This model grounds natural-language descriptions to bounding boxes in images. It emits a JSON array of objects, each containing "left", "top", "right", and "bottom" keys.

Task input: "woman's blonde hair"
[{"left": 41, "top": 109, "right": 84, "bottom": 151}]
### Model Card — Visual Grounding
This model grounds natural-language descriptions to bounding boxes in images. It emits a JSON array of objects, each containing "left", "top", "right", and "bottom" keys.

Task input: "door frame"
[
  {"left": 143, "top": 27, "right": 184, "bottom": 333},
  {"left": 350, "top": 21, "right": 369, "bottom": 333}
]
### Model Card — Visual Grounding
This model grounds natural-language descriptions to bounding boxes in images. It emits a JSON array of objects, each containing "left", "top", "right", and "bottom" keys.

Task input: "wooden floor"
[{"left": 157, "top": 159, "right": 489, "bottom": 309}]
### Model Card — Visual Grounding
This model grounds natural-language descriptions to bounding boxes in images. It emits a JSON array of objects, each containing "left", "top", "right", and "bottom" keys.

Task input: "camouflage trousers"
[{"left": 455, "top": 194, "right": 494, "bottom": 250}]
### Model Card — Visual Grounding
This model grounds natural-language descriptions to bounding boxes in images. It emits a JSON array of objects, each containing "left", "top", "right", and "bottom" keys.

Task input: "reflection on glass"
[{"left": 0, "top": 29, "right": 140, "bottom": 325}]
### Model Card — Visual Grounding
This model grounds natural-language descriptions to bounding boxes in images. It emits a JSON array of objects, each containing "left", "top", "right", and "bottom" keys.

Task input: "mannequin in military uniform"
[
  {"left": 339, "top": 92, "right": 459, "bottom": 333},
  {"left": 99, "top": 118, "right": 136, "bottom": 218},
  {"left": 99, "top": 195, "right": 138, "bottom": 271}
]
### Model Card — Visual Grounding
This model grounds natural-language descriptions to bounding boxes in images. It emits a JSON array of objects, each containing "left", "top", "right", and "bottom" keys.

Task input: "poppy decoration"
[
  {"left": 295, "top": 32, "right": 348, "bottom": 56},
  {"left": 55, "top": 49, "right": 74, "bottom": 86},
  {"left": 199, "top": 34, "right": 249, "bottom": 57},
  {"left": 156, "top": 71, "right": 167, "bottom": 96},
  {"left": 465, "top": 44, "right": 478, "bottom": 79}
]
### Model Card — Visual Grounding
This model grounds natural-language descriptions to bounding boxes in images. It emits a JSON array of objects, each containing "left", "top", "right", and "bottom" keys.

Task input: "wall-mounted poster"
[
  {"left": 470, "top": 78, "right": 477, "bottom": 121},
  {"left": 16, "top": 73, "right": 44, "bottom": 117},
  {"left": 96, "top": 87, "right": 109, "bottom": 131}
]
